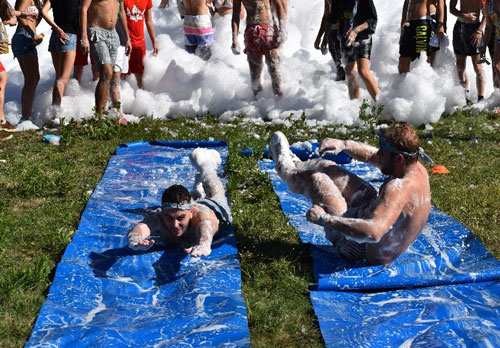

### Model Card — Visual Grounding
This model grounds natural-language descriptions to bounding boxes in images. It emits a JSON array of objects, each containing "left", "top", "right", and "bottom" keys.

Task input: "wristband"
[
  {"left": 475, "top": 29, "right": 482, "bottom": 34},
  {"left": 353, "top": 27, "right": 359, "bottom": 34},
  {"left": 436, "top": 21, "right": 444, "bottom": 27}
]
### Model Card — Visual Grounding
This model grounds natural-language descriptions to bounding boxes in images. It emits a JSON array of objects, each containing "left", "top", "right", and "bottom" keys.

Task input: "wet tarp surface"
[
  {"left": 26, "top": 141, "right": 249, "bottom": 348},
  {"left": 259, "top": 152, "right": 500, "bottom": 347}
]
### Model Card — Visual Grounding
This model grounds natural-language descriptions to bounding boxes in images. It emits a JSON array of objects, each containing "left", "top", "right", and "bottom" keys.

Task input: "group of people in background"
[{"left": 0, "top": 0, "right": 500, "bottom": 139}]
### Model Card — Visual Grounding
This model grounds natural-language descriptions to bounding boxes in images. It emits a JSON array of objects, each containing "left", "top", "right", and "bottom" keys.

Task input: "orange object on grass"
[{"left": 430, "top": 165, "right": 450, "bottom": 174}]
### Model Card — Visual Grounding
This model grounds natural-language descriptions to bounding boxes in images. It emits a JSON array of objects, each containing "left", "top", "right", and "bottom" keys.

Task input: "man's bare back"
[
  {"left": 182, "top": 0, "right": 210, "bottom": 16},
  {"left": 85, "top": 0, "right": 119, "bottom": 30}
]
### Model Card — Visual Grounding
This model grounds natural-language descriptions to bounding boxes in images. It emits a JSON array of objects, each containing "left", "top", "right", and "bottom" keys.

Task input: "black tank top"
[{"left": 51, "top": 0, "right": 80, "bottom": 34}]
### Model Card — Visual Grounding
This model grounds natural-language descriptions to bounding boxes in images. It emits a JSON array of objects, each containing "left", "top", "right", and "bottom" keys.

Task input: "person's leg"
[
  {"left": 0, "top": 70, "right": 7, "bottom": 123},
  {"left": 247, "top": 51, "right": 264, "bottom": 96},
  {"left": 356, "top": 57, "right": 379, "bottom": 101},
  {"left": 95, "top": 63, "right": 113, "bottom": 117},
  {"left": 345, "top": 61, "right": 360, "bottom": 100},
  {"left": 17, "top": 55, "right": 40, "bottom": 120},
  {"left": 398, "top": 56, "right": 411, "bottom": 74},
  {"left": 269, "top": 131, "right": 348, "bottom": 215},
  {"left": 264, "top": 48, "right": 283, "bottom": 97},
  {"left": 328, "top": 29, "right": 345, "bottom": 81},
  {"left": 455, "top": 54, "right": 468, "bottom": 91},
  {"left": 52, "top": 50, "right": 76, "bottom": 105},
  {"left": 73, "top": 65, "right": 84, "bottom": 83},
  {"left": 494, "top": 41, "right": 500, "bottom": 105},
  {"left": 471, "top": 53, "right": 485, "bottom": 100},
  {"left": 190, "top": 148, "right": 224, "bottom": 199}
]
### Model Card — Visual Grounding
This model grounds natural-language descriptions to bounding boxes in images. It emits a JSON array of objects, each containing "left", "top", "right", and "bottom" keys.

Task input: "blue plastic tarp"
[
  {"left": 26, "top": 141, "right": 249, "bottom": 348},
  {"left": 310, "top": 280, "right": 500, "bottom": 348},
  {"left": 260, "top": 155, "right": 500, "bottom": 347}
]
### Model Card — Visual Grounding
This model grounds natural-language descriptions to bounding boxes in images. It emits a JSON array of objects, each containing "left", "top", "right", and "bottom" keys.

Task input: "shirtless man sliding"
[
  {"left": 451, "top": 0, "right": 486, "bottom": 103},
  {"left": 181, "top": 0, "right": 215, "bottom": 60},
  {"left": 232, "top": 0, "right": 287, "bottom": 97},
  {"left": 399, "top": 0, "right": 446, "bottom": 73},
  {"left": 80, "top": 0, "right": 131, "bottom": 118},
  {"left": 127, "top": 148, "right": 232, "bottom": 257},
  {"left": 269, "top": 122, "right": 431, "bottom": 265}
]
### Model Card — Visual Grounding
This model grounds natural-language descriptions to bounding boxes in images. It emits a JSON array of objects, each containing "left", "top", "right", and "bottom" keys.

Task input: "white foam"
[{"left": 3, "top": 0, "right": 494, "bottom": 126}]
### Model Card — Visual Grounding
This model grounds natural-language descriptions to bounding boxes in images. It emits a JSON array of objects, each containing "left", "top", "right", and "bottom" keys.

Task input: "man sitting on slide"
[
  {"left": 269, "top": 122, "right": 431, "bottom": 265},
  {"left": 127, "top": 148, "right": 232, "bottom": 257}
]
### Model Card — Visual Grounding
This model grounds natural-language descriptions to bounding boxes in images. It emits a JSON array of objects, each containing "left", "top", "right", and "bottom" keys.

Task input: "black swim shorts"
[
  {"left": 453, "top": 20, "right": 482, "bottom": 56},
  {"left": 342, "top": 37, "right": 373, "bottom": 63},
  {"left": 399, "top": 19, "right": 432, "bottom": 61}
]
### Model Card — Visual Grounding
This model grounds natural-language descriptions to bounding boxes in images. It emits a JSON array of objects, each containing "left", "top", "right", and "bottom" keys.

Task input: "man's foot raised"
[
  {"left": 269, "top": 131, "right": 296, "bottom": 173},
  {"left": 190, "top": 148, "right": 221, "bottom": 172}
]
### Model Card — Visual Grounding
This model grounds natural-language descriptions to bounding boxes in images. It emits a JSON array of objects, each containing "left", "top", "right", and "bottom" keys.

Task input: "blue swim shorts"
[
  {"left": 48, "top": 31, "right": 77, "bottom": 53},
  {"left": 11, "top": 26, "right": 37, "bottom": 58}
]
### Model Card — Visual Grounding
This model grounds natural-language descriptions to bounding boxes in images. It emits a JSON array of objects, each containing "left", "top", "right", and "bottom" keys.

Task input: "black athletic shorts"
[
  {"left": 399, "top": 19, "right": 432, "bottom": 61},
  {"left": 342, "top": 37, "right": 373, "bottom": 63},
  {"left": 453, "top": 20, "right": 482, "bottom": 56}
]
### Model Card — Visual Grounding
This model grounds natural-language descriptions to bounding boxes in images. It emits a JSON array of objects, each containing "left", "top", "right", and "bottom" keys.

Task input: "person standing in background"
[{"left": 123, "top": 0, "right": 158, "bottom": 89}]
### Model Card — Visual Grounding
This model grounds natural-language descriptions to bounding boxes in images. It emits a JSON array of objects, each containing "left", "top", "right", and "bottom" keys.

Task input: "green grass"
[{"left": 0, "top": 111, "right": 499, "bottom": 347}]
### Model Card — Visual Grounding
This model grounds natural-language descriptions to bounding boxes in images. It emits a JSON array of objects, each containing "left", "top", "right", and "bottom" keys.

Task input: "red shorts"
[
  {"left": 244, "top": 23, "right": 279, "bottom": 55},
  {"left": 74, "top": 32, "right": 88, "bottom": 66},
  {"left": 0, "top": 62, "right": 5, "bottom": 72},
  {"left": 128, "top": 42, "right": 146, "bottom": 75}
]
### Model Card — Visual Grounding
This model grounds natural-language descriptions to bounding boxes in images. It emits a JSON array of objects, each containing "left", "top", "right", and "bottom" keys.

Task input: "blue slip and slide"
[
  {"left": 259, "top": 146, "right": 500, "bottom": 347},
  {"left": 26, "top": 141, "right": 249, "bottom": 347}
]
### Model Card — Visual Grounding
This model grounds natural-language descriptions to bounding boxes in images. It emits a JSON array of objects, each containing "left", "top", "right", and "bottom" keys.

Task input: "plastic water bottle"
[
  {"left": 0, "top": 23, "right": 9, "bottom": 54},
  {"left": 429, "top": 33, "right": 439, "bottom": 48}
]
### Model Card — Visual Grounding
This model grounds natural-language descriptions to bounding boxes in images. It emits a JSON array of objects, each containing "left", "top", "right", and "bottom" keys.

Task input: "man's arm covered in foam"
[
  {"left": 307, "top": 179, "right": 408, "bottom": 243},
  {"left": 319, "top": 138, "right": 382, "bottom": 168},
  {"left": 127, "top": 214, "right": 160, "bottom": 250}
]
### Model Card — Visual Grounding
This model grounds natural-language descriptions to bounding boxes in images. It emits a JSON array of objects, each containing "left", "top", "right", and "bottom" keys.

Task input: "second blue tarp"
[{"left": 260, "top": 156, "right": 500, "bottom": 347}]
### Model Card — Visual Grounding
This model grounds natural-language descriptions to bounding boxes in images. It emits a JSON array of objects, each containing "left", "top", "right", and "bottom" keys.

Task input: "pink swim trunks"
[{"left": 244, "top": 23, "right": 279, "bottom": 55}]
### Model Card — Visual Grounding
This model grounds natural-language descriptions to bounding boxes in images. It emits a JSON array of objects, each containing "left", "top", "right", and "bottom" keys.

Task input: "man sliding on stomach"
[{"left": 127, "top": 148, "right": 232, "bottom": 257}]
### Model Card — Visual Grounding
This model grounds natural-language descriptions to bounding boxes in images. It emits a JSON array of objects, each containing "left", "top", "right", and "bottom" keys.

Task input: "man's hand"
[
  {"left": 277, "top": 19, "right": 287, "bottom": 45},
  {"left": 345, "top": 29, "right": 357, "bottom": 47},
  {"left": 125, "top": 40, "right": 132, "bottom": 55},
  {"left": 152, "top": 42, "right": 159, "bottom": 56},
  {"left": 319, "top": 138, "right": 345, "bottom": 156},
  {"left": 33, "top": 34, "right": 44, "bottom": 46},
  {"left": 314, "top": 35, "right": 322, "bottom": 50},
  {"left": 56, "top": 27, "right": 70, "bottom": 44},
  {"left": 81, "top": 37, "right": 89, "bottom": 55},
  {"left": 128, "top": 237, "right": 155, "bottom": 251},
  {"left": 231, "top": 40, "right": 241, "bottom": 55},
  {"left": 307, "top": 205, "right": 327, "bottom": 225},
  {"left": 470, "top": 30, "right": 482, "bottom": 47},
  {"left": 462, "top": 12, "right": 477, "bottom": 23}
]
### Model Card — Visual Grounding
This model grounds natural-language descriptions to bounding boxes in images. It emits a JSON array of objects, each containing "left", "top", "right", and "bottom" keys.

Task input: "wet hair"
[
  {"left": 161, "top": 184, "right": 191, "bottom": 204},
  {"left": 0, "top": 0, "right": 13, "bottom": 21},
  {"left": 382, "top": 122, "right": 419, "bottom": 165}
]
